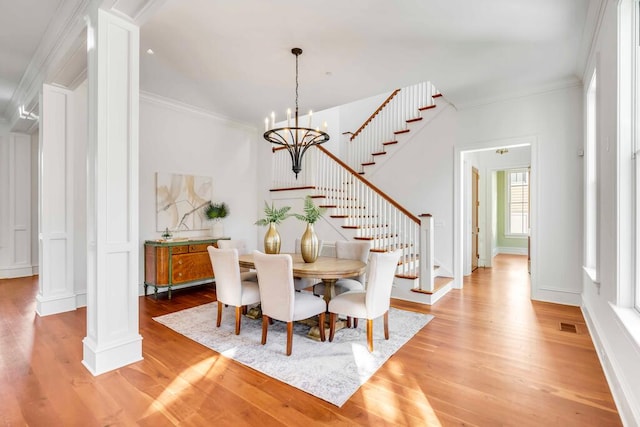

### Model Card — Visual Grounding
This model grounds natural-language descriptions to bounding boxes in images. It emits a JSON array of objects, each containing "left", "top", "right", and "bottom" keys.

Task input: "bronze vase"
[
  {"left": 264, "top": 223, "right": 281, "bottom": 254},
  {"left": 300, "top": 223, "right": 319, "bottom": 263}
]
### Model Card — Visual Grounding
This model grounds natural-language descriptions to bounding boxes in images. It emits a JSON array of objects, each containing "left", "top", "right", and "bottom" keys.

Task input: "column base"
[
  {"left": 36, "top": 293, "right": 77, "bottom": 316},
  {"left": 82, "top": 335, "right": 143, "bottom": 376}
]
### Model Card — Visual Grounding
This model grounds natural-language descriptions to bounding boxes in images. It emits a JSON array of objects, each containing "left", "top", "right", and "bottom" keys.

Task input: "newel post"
[{"left": 419, "top": 213, "right": 434, "bottom": 292}]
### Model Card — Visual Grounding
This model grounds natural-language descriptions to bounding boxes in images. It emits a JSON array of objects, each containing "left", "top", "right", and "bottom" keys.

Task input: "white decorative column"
[
  {"left": 0, "top": 133, "right": 32, "bottom": 279},
  {"left": 36, "top": 85, "right": 75, "bottom": 315},
  {"left": 82, "top": 8, "right": 142, "bottom": 375}
]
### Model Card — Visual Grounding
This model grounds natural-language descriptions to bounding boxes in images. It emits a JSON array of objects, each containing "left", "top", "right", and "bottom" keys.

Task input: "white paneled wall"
[{"left": 0, "top": 132, "right": 32, "bottom": 279}]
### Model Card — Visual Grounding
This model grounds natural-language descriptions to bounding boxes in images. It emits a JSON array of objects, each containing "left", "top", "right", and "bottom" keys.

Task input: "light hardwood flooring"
[{"left": 0, "top": 255, "right": 621, "bottom": 426}]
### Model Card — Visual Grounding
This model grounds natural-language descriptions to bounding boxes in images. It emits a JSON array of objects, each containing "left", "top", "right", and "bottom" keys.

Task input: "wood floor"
[{"left": 0, "top": 255, "right": 621, "bottom": 426}]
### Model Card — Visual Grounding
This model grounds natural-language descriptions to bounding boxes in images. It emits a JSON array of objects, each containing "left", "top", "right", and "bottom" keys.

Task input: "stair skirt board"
[{"left": 392, "top": 277, "right": 453, "bottom": 305}]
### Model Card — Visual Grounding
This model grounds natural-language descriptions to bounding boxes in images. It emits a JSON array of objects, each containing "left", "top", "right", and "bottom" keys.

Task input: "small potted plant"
[
  {"left": 294, "top": 196, "right": 326, "bottom": 262},
  {"left": 255, "top": 201, "right": 292, "bottom": 254},
  {"left": 204, "top": 201, "right": 228, "bottom": 238}
]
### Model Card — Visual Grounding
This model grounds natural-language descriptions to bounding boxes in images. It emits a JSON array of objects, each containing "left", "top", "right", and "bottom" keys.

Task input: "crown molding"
[
  {"left": 140, "top": 91, "right": 257, "bottom": 132},
  {"left": 577, "top": 0, "right": 609, "bottom": 81},
  {"left": 3, "top": 0, "right": 90, "bottom": 128},
  {"left": 454, "top": 77, "right": 582, "bottom": 111}
]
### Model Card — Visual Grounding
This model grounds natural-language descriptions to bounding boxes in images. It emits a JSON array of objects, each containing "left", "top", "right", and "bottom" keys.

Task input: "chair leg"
[
  {"left": 242, "top": 305, "right": 248, "bottom": 315},
  {"left": 318, "top": 312, "right": 326, "bottom": 342},
  {"left": 261, "top": 315, "right": 269, "bottom": 345},
  {"left": 346, "top": 316, "right": 352, "bottom": 328},
  {"left": 383, "top": 311, "right": 389, "bottom": 340},
  {"left": 367, "top": 318, "right": 374, "bottom": 352},
  {"left": 216, "top": 301, "right": 223, "bottom": 327},
  {"left": 329, "top": 313, "right": 336, "bottom": 342},
  {"left": 235, "top": 306, "right": 242, "bottom": 335},
  {"left": 353, "top": 318, "right": 359, "bottom": 328},
  {"left": 286, "top": 322, "right": 293, "bottom": 356}
]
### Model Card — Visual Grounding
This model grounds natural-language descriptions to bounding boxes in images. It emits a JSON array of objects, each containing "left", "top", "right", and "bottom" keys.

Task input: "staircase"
[{"left": 269, "top": 82, "right": 453, "bottom": 304}]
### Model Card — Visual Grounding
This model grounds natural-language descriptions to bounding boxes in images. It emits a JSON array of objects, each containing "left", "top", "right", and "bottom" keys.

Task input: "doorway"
[{"left": 454, "top": 137, "right": 535, "bottom": 291}]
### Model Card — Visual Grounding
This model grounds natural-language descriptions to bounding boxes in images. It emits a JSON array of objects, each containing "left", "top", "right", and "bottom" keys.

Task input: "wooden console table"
[{"left": 144, "top": 237, "right": 228, "bottom": 299}]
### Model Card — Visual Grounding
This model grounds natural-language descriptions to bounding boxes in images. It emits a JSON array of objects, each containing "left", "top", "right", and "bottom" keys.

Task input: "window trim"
[
  {"left": 584, "top": 68, "right": 599, "bottom": 285},
  {"left": 616, "top": 0, "right": 639, "bottom": 314},
  {"left": 504, "top": 168, "right": 529, "bottom": 237}
]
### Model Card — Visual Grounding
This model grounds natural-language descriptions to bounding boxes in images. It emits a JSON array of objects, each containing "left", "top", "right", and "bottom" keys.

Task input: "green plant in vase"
[
  {"left": 255, "top": 201, "right": 292, "bottom": 254},
  {"left": 294, "top": 196, "right": 326, "bottom": 262},
  {"left": 204, "top": 201, "right": 228, "bottom": 238}
]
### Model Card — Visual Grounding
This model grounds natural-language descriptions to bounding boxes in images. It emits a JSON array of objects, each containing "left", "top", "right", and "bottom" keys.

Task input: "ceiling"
[{"left": 1, "top": 0, "right": 595, "bottom": 127}]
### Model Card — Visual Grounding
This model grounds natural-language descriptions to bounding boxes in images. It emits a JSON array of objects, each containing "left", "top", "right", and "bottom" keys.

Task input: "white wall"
[
  {"left": 580, "top": 0, "right": 640, "bottom": 424},
  {"left": 139, "top": 94, "right": 260, "bottom": 287},
  {"left": 0, "top": 130, "right": 33, "bottom": 278}
]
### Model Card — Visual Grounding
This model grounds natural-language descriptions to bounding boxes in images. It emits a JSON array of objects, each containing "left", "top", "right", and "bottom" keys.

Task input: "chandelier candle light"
[{"left": 264, "top": 48, "right": 330, "bottom": 179}]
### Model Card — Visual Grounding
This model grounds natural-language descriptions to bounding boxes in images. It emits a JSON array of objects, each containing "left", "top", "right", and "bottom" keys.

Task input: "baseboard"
[
  {"left": 0, "top": 265, "right": 35, "bottom": 279},
  {"left": 495, "top": 247, "right": 528, "bottom": 255},
  {"left": 75, "top": 292, "right": 87, "bottom": 308},
  {"left": 531, "top": 286, "right": 581, "bottom": 306},
  {"left": 582, "top": 299, "right": 640, "bottom": 427}
]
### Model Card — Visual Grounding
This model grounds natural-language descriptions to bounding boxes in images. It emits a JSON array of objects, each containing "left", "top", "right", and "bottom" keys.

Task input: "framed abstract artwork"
[{"left": 156, "top": 172, "right": 212, "bottom": 232}]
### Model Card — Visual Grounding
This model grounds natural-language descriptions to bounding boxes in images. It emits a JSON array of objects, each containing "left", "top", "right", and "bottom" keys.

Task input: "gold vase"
[
  {"left": 264, "top": 223, "right": 281, "bottom": 254},
  {"left": 300, "top": 223, "right": 319, "bottom": 263}
]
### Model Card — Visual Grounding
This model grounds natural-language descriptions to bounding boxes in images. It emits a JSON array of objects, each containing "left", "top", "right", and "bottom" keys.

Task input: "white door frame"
[{"left": 453, "top": 136, "right": 537, "bottom": 291}]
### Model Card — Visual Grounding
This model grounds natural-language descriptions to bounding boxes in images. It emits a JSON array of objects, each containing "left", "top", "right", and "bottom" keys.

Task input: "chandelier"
[{"left": 264, "top": 48, "right": 330, "bottom": 179}]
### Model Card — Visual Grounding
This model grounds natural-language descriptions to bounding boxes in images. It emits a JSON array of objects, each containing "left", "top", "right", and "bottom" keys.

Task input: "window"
[
  {"left": 585, "top": 70, "right": 598, "bottom": 277},
  {"left": 506, "top": 169, "right": 529, "bottom": 236}
]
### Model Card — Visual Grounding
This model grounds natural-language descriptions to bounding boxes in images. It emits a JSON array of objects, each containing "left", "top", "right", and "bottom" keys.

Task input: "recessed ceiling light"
[{"left": 146, "top": 48, "right": 154, "bottom": 55}]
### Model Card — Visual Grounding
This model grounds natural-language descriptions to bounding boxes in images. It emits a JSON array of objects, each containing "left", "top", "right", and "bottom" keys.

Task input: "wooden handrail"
[
  {"left": 350, "top": 89, "right": 401, "bottom": 141},
  {"left": 317, "top": 146, "right": 421, "bottom": 224}
]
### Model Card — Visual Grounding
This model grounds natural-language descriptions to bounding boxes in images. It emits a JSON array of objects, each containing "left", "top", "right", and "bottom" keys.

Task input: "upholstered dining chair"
[
  {"left": 314, "top": 240, "right": 371, "bottom": 297},
  {"left": 293, "top": 238, "right": 324, "bottom": 291},
  {"left": 252, "top": 250, "right": 326, "bottom": 355},
  {"left": 327, "top": 249, "right": 402, "bottom": 352},
  {"left": 216, "top": 239, "right": 258, "bottom": 281},
  {"left": 207, "top": 246, "right": 261, "bottom": 335}
]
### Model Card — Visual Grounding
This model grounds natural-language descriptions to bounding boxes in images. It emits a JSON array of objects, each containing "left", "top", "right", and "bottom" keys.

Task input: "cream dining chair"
[
  {"left": 328, "top": 249, "right": 402, "bottom": 352},
  {"left": 314, "top": 240, "right": 371, "bottom": 297},
  {"left": 207, "top": 246, "right": 261, "bottom": 335},
  {"left": 216, "top": 239, "right": 258, "bottom": 281},
  {"left": 252, "top": 250, "right": 326, "bottom": 355}
]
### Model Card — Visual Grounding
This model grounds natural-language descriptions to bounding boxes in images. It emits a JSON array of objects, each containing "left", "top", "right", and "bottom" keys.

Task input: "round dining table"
[{"left": 237, "top": 252, "right": 366, "bottom": 303}]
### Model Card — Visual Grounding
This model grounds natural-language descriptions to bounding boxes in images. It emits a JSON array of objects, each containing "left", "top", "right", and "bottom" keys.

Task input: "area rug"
[{"left": 153, "top": 302, "right": 433, "bottom": 407}]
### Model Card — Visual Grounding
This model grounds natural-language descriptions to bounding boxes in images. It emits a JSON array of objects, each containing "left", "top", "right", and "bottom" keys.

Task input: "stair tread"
[
  {"left": 354, "top": 234, "right": 397, "bottom": 241},
  {"left": 383, "top": 140, "right": 398, "bottom": 146},
  {"left": 394, "top": 129, "right": 410, "bottom": 135},
  {"left": 418, "top": 104, "right": 436, "bottom": 111},
  {"left": 409, "top": 276, "right": 453, "bottom": 295},
  {"left": 342, "top": 225, "right": 388, "bottom": 229},
  {"left": 406, "top": 117, "right": 423, "bottom": 123}
]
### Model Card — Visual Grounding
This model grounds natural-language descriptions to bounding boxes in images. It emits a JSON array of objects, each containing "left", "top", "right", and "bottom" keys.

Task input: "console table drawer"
[
  {"left": 189, "top": 243, "right": 211, "bottom": 253},
  {"left": 172, "top": 252, "right": 214, "bottom": 283},
  {"left": 172, "top": 245, "right": 189, "bottom": 254}
]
